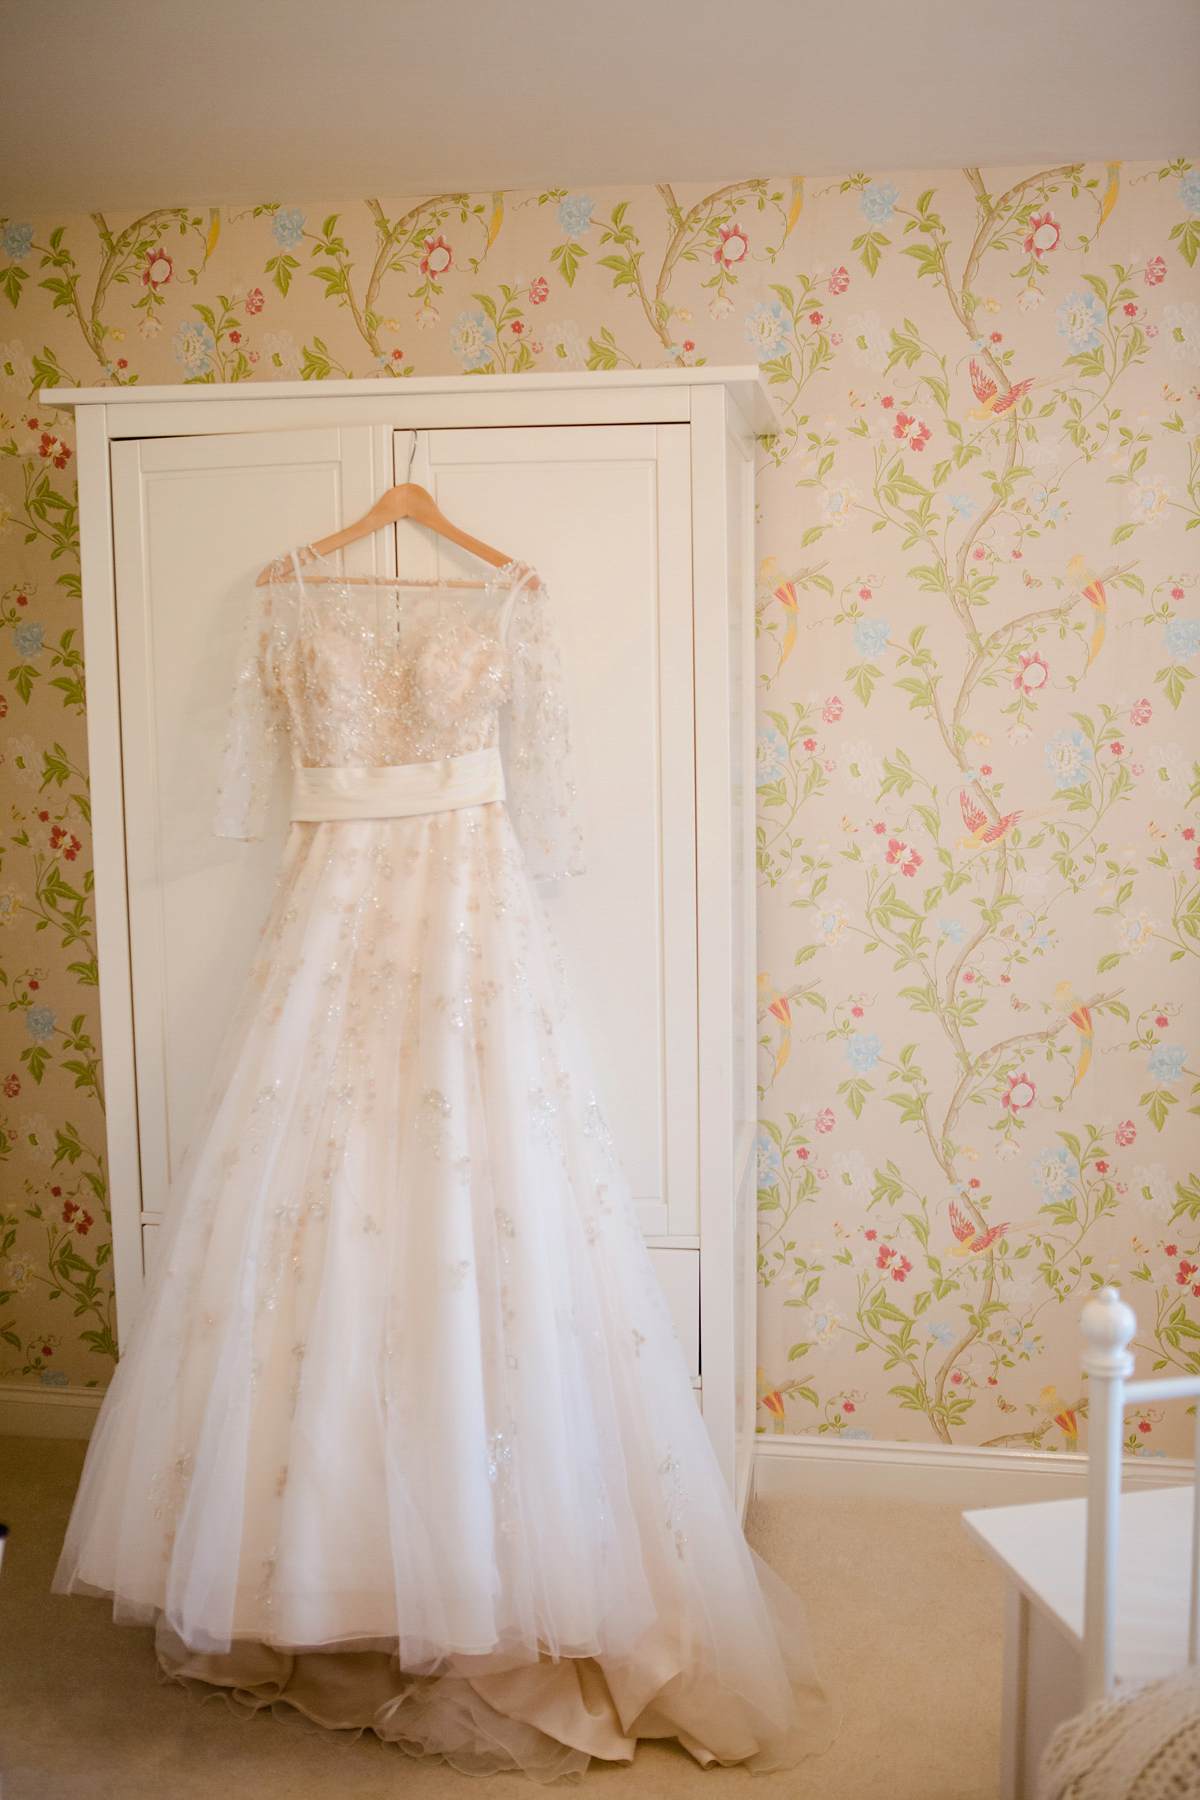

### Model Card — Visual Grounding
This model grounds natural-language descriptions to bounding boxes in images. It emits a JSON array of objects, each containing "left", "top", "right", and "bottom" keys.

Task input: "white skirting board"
[
  {"left": 0, "top": 1381, "right": 105, "bottom": 1441},
  {"left": 1, "top": 1389, "right": 1193, "bottom": 1507},
  {"left": 754, "top": 1433, "right": 1191, "bottom": 1508}
]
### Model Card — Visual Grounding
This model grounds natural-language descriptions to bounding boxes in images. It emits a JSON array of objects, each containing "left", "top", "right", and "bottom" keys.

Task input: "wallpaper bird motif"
[{"left": 0, "top": 162, "right": 1197, "bottom": 1458}]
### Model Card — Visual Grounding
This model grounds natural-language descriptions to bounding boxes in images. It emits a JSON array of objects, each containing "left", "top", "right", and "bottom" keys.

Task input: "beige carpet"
[{"left": 0, "top": 1434, "right": 1003, "bottom": 1799}]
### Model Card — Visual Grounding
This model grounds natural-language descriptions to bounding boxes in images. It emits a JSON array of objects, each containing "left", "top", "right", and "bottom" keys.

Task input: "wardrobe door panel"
[
  {"left": 399, "top": 425, "right": 699, "bottom": 1240},
  {"left": 111, "top": 426, "right": 390, "bottom": 1250}
]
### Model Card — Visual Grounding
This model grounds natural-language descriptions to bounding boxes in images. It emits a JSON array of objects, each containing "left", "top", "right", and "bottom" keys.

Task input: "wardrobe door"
[
  {"left": 397, "top": 425, "right": 699, "bottom": 1246},
  {"left": 110, "top": 425, "right": 390, "bottom": 1331}
]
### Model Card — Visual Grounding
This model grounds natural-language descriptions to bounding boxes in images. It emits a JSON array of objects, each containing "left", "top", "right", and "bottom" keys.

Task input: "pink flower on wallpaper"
[
  {"left": 1023, "top": 210, "right": 1061, "bottom": 256},
  {"left": 1145, "top": 256, "right": 1167, "bottom": 286},
  {"left": 140, "top": 248, "right": 173, "bottom": 294},
  {"left": 244, "top": 288, "right": 265, "bottom": 314},
  {"left": 1176, "top": 1260, "right": 1199, "bottom": 1287},
  {"left": 815, "top": 1108, "right": 835, "bottom": 1134},
  {"left": 1116, "top": 1120, "right": 1137, "bottom": 1147},
  {"left": 885, "top": 839, "right": 921, "bottom": 876},
  {"left": 1001, "top": 1071, "right": 1036, "bottom": 1113},
  {"left": 876, "top": 1244, "right": 912, "bottom": 1282},
  {"left": 828, "top": 267, "right": 850, "bottom": 294},
  {"left": 1123, "top": 302, "right": 1139, "bottom": 318},
  {"left": 1130, "top": 698, "right": 1152, "bottom": 725},
  {"left": 892, "top": 412, "right": 931, "bottom": 452},
  {"left": 528, "top": 276, "right": 549, "bottom": 304},
  {"left": 2, "top": 1074, "right": 18, "bottom": 1098},
  {"left": 802, "top": 736, "right": 817, "bottom": 751},
  {"left": 419, "top": 236, "right": 453, "bottom": 277},
  {"left": 712, "top": 224, "right": 748, "bottom": 269},
  {"left": 1017, "top": 283, "right": 1044, "bottom": 312},
  {"left": 38, "top": 433, "right": 71, "bottom": 470},
  {"left": 822, "top": 696, "right": 843, "bottom": 723},
  {"left": 1012, "top": 651, "right": 1049, "bottom": 696}
]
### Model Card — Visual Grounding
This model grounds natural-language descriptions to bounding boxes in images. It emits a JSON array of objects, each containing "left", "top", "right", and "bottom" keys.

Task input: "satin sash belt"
[{"left": 290, "top": 748, "right": 505, "bottom": 821}]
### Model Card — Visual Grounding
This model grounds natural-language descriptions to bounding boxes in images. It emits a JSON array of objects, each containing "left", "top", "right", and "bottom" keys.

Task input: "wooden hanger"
[{"left": 257, "top": 474, "right": 513, "bottom": 589}]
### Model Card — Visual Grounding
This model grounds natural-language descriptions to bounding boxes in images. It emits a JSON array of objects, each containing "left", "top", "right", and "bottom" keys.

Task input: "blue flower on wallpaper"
[
  {"left": 1055, "top": 291, "right": 1107, "bottom": 353},
  {"left": 270, "top": 208, "right": 306, "bottom": 249},
  {"left": 1147, "top": 1045, "right": 1187, "bottom": 1085},
  {"left": 936, "top": 917, "right": 966, "bottom": 944},
  {"left": 947, "top": 493, "right": 978, "bottom": 520},
  {"left": 556, "top": 195, "right": 594, "bottom": 238},
  {"left": 858, "top": 182, "right": 899, "bottom": 225},
  {"left": 39, "top": 1368, "right": 69, "bottom": 1387},
  {"left": 1, "top": 221, "right": 33, "bottom": 263},
  {"left": 756, "top": 1126, "right": 783, "bottom": 1191},
  {"left": 25, "top": 1006, "right": 56, "bottom": 1043},
  {"left": 928, "top": 1321, "right": 958, "bottom": 1347},
  {"left": 755, "top": 724, "right": 788, "bottom": 787},
  {"left": 852, "top": 616, "right": 890, "bottom": 657},
  {"left": 1043, "top": 727, "right": 1094, "bottom": 790},
  {"left": 1180, "top": 169, "right": 1200, "bottom": 219},
  {"left": 1163, "top": 616, "right": 1200, "bottom": 660},
  {"left": 744, "top": 300, "right": 788, "bottom": 363},
  {"left": 449, "top": 309, "right": 496, "bottom": 372},
  {"left": 12, "top": 622, "right": 44, "bottom": 659},
  {"left": 171, "top": 320, "right": 216, "bottom": 378},
  {"left": 1031, "top": 1146, "right": 1078, "bottom": 1198},
  {"left": 844, "top": 1032, "right": 882, "bottom": 1073}
]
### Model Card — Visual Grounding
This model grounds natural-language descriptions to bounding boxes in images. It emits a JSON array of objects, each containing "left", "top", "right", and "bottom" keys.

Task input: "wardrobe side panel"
[{"left": 725, "top": 398, "right": 759, "bottom": 1517}]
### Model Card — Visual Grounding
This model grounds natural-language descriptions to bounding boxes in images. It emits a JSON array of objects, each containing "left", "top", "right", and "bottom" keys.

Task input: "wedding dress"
[{"left": 52, "top": 545, "right": 836, "bottom": 1779}]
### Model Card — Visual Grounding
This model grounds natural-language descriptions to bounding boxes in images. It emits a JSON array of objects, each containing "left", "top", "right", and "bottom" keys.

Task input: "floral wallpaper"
[{"left": 0, "top": 163, "right": 1197, "bottom": 1457}]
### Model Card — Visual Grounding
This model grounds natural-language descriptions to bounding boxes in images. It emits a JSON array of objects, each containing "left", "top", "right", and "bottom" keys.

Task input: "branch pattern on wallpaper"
[{"left": 0, "top": 161, "right": 1197, "bottom": 1455}]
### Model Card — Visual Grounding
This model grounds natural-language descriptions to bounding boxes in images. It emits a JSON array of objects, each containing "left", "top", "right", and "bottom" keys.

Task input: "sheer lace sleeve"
[
  {"left": 500, "top": 569, "right": 585, "bottom": 881},
  {"left": 212, "top": 565, "right": 291, "bottom": 841}
]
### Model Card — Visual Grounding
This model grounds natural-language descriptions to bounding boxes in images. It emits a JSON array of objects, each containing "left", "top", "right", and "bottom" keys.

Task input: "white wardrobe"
[{"left": 47, "top": 368, "right": 773, "bottom": 1513}]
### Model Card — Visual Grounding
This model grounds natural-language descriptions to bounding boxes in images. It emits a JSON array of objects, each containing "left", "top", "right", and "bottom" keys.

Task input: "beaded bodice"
[{"left": 214, "top": 545, "right": 583, "bottom": 880}]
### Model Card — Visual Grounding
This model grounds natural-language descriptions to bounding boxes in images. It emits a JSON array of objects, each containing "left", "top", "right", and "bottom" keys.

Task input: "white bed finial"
[{"left": 1081, "top": 1287, "right": 1137, "bottom": 1379}]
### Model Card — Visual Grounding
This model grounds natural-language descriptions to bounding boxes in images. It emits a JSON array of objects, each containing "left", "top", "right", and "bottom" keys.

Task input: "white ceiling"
[{"left": 2, "top": 0, "right": 1197, "bottom": 212}]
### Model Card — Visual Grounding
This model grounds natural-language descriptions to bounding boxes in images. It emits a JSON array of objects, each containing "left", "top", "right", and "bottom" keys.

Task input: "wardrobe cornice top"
[{"left": 38, "top": 365, "right": 781, "bottom": 435}]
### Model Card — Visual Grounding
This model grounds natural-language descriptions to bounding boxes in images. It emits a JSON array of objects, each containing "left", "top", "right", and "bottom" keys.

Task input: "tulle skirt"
[{"left": 53, "top": 802, "right": 836, "bottom": 1776}]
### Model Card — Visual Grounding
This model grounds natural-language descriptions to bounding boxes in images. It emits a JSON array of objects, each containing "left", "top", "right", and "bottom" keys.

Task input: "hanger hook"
[{"left": 405, "top": 429, "right": 417, "bottom": 482}]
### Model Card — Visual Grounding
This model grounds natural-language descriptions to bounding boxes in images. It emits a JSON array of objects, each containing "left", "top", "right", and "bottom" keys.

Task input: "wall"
[{"left": 0, "top": 162, "right": 1197, "bottom": 1452}]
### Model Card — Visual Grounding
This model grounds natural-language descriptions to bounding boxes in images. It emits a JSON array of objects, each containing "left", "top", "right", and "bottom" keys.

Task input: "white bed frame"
[
  {"left": 963, "top": 1288, "right": 1200, "bottom": 1798},
  {"left": 1080, "top": 1286, "right": 1200, "bottom": 1702}
]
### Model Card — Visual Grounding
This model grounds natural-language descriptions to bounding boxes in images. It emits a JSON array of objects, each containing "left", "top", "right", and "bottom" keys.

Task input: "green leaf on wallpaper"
[
  {"left": 1169, "top": 218, "right": 1200, "bottom": 268},
  {"left": 554, "top": 241, "right": 588, "bottom": 287},
  {"left": 879, "top": 755, "right": 915, "bottom": 796},
  {"left": 1, "top": 263, "right": 27, "bottom": 307},
  {"left": 1111, "top": 522, "right": 1137, "bottom": 544},
  {"left": 586, "top": 328, "right": 621, "bottom": 371},
  {"left": 902, "top": 243, "right": 942, "bottom": 281},
  {"left": 1097, "top": 952, "right": 1122, "bottom": 973},
  {"left": 838, "top": 1077, "right": 874, "bottom": 1120},
  {"left": 1159, "top": 663, "right": 1193, "bottom": 709},
  {"left": 265, "top": 252, "right": 300, "bottom": 296},
  {"left": 20, "top": 1044, "right": 50, "bottom": 1084},
  {"left": 8, "top": 663, "right": 38, "bottom": 703},
  {"left": 1066, "top": 348, "right": 1107, "bottom": 381},
  {"left": 851, "top": 229, "right": 890, "bottom": 276},
  {"left": 311, "top": 264, "right": 350, "bottom": 302},
  {"left": 793, "top": 943, "right": 820, "bottom": 966},
  {"left": 1142, "top": 1088, "right": 1176, "bottom": 1132},
  {"left": 800, "top": 525, "right": 826, "bottom": 548},
  {"left": 1173, "top": 1175, "right": 1200, "bottom": 1222}
]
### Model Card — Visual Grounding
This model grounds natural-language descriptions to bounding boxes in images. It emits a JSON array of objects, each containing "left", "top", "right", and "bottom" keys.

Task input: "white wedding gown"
[{"left": 53, "top": 546, "right": 835, "bottom": 1779}]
